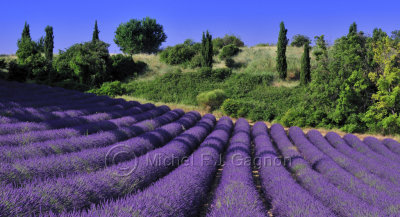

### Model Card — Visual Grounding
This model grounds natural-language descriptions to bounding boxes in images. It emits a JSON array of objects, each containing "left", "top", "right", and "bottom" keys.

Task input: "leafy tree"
[
  {"left": 201, "top": 31, "right": 213, "bottom": 68},
  {"left": 36, "top": 37, "right": 45, "bottom": 53},
  {"left": 313, "top": 35, "right": 328, "bottom": 61},
  {"left": 291, "top": 34, "right": 311, "bottom": 47},
  {"left": 16, "top": 22, "right": 38, "bottom": 64},
  {"left": 212, "top": 34, "right": 244, "bottom": 50},
  {"left": 55, "top": 41, "right": 111, "bottom": 85},
  {"left": 92, "top": 20, "right": 100, "bottom": 42},
  {"left": 329, "top": 22, "right": 375, "bottom": 131},
  {"left": 363, "top": 37, "right": 400, "bottom": 134},
  {"left": 391, "top": 30, "right": 400, "bottom": 44},
  {"left": 300, "top": 43, "right": 311, "bottom": 85},
  {"left": 44, "top": 26, "right": 54, "bottom": 61},
  {"left": 114, "top": 17, "right": 167, "bottom": 56},
  {"left": 372, "top": 28, "right": 387, "bottom": 43},
  {"left": 276, "top": 21, "right": 288, "bottom": 79}
]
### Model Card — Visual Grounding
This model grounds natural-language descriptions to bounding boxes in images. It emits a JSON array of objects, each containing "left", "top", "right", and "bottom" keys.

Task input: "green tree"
[
  {"left": 201, "top": 31, "right": 213, "bottom": 68},
  {"left": 291, "top": 34, "right": 311, "bottom": 47},
  {"left": 92, "top": 20, "right": 100, "bottom": 42},
  {"left": 16, "top": 22, "right": 38, "bottom": 64},
  {"left": 276, "top": 21, "right": 288, "bottom": 79},
  {"left": 44, "top": 26, "right": 54, "bottom": 61},
  {"left": 21, "top": 22, "right": 31, "bottom": 40},
  {"left": 391, "top": 30, "right": 400, "bottom": 44},
  {"left": 330, "top": 22, "right": 375, "bottom": 131},
  {"left": 372, "top": 28, "right": 387, "bottom": 43},
  {"left": 349, "top": 22, "right": 358, "bottom": 35},
  {"left": 114, "top": 17, "right": 167, "bottom": 56},
  {"left": 55, "top": 41, "right": 111, "bottom": 85},
  {"left": 363, "top": 37, "right": 400, "bottom": 134},
  {"left": 300, "top": 43, "right": 311, "bottom": 85},
  {"left": 313, "top": 35, "right": 328, "bottom": 61}
]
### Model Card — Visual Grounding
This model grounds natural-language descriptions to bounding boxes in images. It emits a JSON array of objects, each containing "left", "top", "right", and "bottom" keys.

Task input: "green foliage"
[
  {"left": 224, "top": 73, "right": 273, "bottom": 97},
  {"left": 44, "top": 26, "right": 54, "bottom": 61},
  {"left": 225, "top": 58, "right": 235, "bottom": 68},
  {"left": 300, "top": 44, "right": 311, "bottom": 85},
  {"left": 196, "top": 89, "right": 227, "bottom": 111},
  {"left": 202, "top": 67, "right": 232, "bottom": 81},
  {"left": 17, "top": 22, "right": 39, "bottom": 65},
  {"left": 212, "top": 34, "right": 244, "bottom": 50},
  {"left": 7, "top": 60, "right": 28, "bottom": 82},
  {"left": 54, "top": 40, "right": 111, "bottom": 86},
  {"left": 114, "top": 17, "right": 167, "bottom": 55},
  {"left": 312, "top": 35, "right": 328, "bottom": 61},
  {"left": 363, "top": 37, "right": 400, "bottom": 134},
  {"left": 219, "top": 44, "right": 239, "bottom": 60},
  {"left": 291, "top": 34, "right": 311, "bottom": 47},
  {"left": 276, "top": 21, "right": 288, "bottom": 79},
  {"left": 160, "top": 43, "right": 197, "bottom": 65},
  {"left": 188, "top": 53, "right": 203, "bottom": 68},
  {"left": 372, "top": 28, "right": 387, "bottom": 43},
  {"left": 391, "top": 30, "right": 400, "bottom": 44},
  {"left": 201, "top": 31, "right": 213, "bottom": 68},
  {"left": 21, "top": 22, "right": 31, "bottom": 40},
  {"left": 92, "top": 20, "right": 100, "bottom": 42},
  {"left": 87, "top": 81, "right": 126, "bottom": 97},
  {"left": 110, "top": 54, "right": 142, "bottom": 81}
]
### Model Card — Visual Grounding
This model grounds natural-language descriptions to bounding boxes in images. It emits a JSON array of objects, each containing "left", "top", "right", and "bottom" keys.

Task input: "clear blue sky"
[{"left": 0, "top": 0, "right": 399, "bottom": 54}]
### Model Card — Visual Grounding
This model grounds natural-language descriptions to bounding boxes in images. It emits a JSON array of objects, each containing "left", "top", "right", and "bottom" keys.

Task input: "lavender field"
[{"left": 1, "top": 80, "right": 400, "bottom": 217}]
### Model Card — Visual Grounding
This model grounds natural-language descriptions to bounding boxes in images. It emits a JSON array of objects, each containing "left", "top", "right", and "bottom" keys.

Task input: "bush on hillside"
[
  {"left": 110, "top": 54, "right": 145, "bottom": 81},
  {"left": 7, "top": 60, "right": 28, "bottom": 82},
  {"left": 87, "top": 81, "right": 126, "bottom": 97},
  {"left": 219, "top": 44, "right": 240, "bottom": 60},
  {"left": 200, "top": 67, "right": 232, "bottom": 81},
  {"left": 225, "top": 58, "right": 235, "bottom": 68},
  {"left": 160, "top": 44, "right": 197, "bottom": 65},
  {"left": 196, "top": 89, "right": 227, "bottom": 111},
  {"left": 213, "top": 34, "right": 245, "bottom": 50}
]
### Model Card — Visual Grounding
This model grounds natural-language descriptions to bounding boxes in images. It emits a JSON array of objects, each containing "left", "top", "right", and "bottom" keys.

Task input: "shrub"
[
  {"left": 189, "top": 53, "right": 203, "bottom": 68},
  {"left": 196, "top": 89, "right": 227, "bottom": 111},
  {"left": 225, "top": 58, "right": 235, "bottom": 68},
  {"left": 87, "top": 81, "right": 126, "bottom": 97},
  {"left": 210, "top": 68, "right": 232, "bottom": 80},
  {"left": 224, "top": 73, "right": 273, "bottom": 97},
  {"left": 7, "top": 60, "right": 28, "bottom": 82},
  {"left": 221, "top": 99, "right": 245, "bottom": 118},
  {"left": 160, "top": 44, "right": 196, "bottom": 65},
  {"left": 110, "top": 54, "right": 142, "bottom": 81},
  {"left": 219, "top": 44, "right": 239, "bottom": 60}
]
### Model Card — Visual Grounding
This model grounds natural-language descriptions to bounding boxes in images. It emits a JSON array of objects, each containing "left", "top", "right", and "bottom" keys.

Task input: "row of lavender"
[{"left": 2, "top": 80, "right": 400, "bottom": 216}]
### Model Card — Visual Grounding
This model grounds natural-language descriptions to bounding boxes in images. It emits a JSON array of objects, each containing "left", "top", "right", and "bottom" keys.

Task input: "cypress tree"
[
  {"left": 22, "top": 22, "right": 31, "bottom": 40},
  {"left": 92, "top": 20, "right": 100, "bottom": 42},
  {"left": 201, "top": 30, "right": 213, "bottom": 68},
  {"left": 300, "top": 43, "right": 311, "bottom": 85},
  {"left": 44, "top": 26, "right": 54, "bottom": 61},
  {"left": 276, "top": 21, "right": 288, "bottom": 79},
  {"left": 349, "top": 22, "right": 357, "bottom": 35}
]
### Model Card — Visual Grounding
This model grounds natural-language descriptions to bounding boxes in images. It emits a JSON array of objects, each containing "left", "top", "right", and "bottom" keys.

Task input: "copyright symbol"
[{"left": 105, "top": 144, "right": 138, "bottom": 177}]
